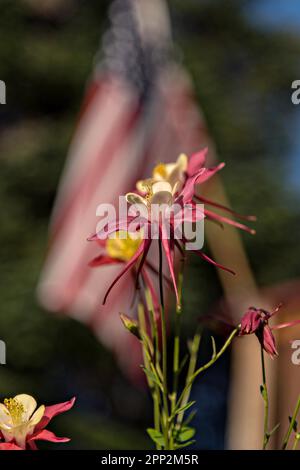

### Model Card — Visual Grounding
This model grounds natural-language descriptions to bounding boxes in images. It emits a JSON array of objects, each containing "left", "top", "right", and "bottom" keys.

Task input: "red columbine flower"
[
  {"left": 0, "top": 394, "right": 75, "bottom": 450},
  {"left": 88, "top": 147, "right": 256, "bottom": 305},
  {"left": 239, "top": 304, "right": 300, "bottom": 357},
  {"left": 89, "top": 173, "right": 233, "bottom": 305}
]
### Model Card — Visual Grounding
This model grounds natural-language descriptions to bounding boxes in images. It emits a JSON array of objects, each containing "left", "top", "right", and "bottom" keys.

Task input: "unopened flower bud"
[
  {"left": 239, "top": 307, "right": 262, "bottom": 335},
  {"left": 120, "top": 313, "right": 141, "bottom": 340}
]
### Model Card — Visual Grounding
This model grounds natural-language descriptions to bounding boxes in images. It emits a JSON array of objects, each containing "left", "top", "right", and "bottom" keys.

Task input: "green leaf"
[
  {"left": 179, "top": 354, "right": 189, "bottom": 373},
  {"left": 141, "top": 366, "right": 162, "bottom": 389},
  {"left": 177, "top": 426, "right": 196, "bottom": 443},
  {"left": 147, "top": 428, "right": 165, "bottom": 447},
  {"left": 174, "top": 439, "right": 196, "bottom": 449},
  {"left": 174, "top": 401, "right": 196, "bottom": 416},
  {"left": 183, "top": 409, "right": 197, "bottom": 427}
]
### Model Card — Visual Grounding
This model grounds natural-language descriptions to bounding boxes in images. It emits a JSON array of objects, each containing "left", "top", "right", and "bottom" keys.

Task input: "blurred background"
[{"left": 0, "top": 0, "right": 300, "bottom": 449}]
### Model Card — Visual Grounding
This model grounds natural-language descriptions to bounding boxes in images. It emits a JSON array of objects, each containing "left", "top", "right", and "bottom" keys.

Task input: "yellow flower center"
[
  {"left": 153, "top": 163, "right": 167, "bottom": 179},
  {"left": 106, "top": 231, "right": 142, "bottom": 262},
  {"left": 4, "top": 398, "right": 25, "bottom": 425}
]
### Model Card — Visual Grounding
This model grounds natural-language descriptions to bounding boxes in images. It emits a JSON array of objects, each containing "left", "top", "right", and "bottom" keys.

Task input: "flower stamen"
[{"left": 4, "top": 398, "right": 25, "bottom": 425}]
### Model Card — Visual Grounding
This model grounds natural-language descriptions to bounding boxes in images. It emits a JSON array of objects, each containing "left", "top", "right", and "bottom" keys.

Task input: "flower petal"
[
  {"left": 88, "top": 255, "right": 123, "bottom": 267},
  {"left": 0, "top": 442, "right": 23, "bottom": 450},
  {"left": 13, "top": 395, "right": 37, "bottom": 421},
  {"left": 36, "top": 397, "right": 76, "bottom": 431},
  {"left": 180, "top": 171, "right": 205, "bottom": 204},
  {"left": 239, "top": 308, "right": 262, "bottom": 335},
  {"left": 262, "top": 326, "right": 278, "bottom": 357},
  {"left": 195, "top": 162, "right": 225, "bottom": 185},
  {"left": 187, "top": 148, "right": 208, "bottom": 176},
  {"left": 152, "top": 181, "right": 173, "bottom": 194},
  {"left": 168, "top": 154, "right": 188, "bottom": 187},
  {"left": 160, "top": 225, "right": 179, "bottom": 304},
  {"left": 135, "top": 239, "right": 152, "bottom": 286},
  {"left": 191, "top": 249, "right": 235, "bottom": 275},
  {"left": 0, "top": 404, "right": 13, "bottom": 429},
  {"left": 174, "top": 205, "right": 205, "bottom": 224},
  {"left": 177, "top": 153, "right": 188, "bottom": 170},
  {"left": 30, "top": 429, "right": 70, "bottom": 443},
  {"left": 27, "top": 441, "right": 38, "bottom": 450},
  {"left": 182, "top": 162, "right": 225, "bottom": 203},
  {"left": 29, "top": 405, "right": 45, "bottom": 427},
  {"left": 204, "top": 209, "right": 256, "bottom": 235},
  {"left": 272, "top": 319, "right": 300, "bottom": 330},
  {"left": 195, "top": 195, "right": 257, "bottom": 221}
]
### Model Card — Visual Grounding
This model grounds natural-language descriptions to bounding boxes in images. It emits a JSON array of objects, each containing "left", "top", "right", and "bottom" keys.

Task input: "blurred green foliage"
[{"left": 0, "top": 0, "right": 299, "bottom": 448}]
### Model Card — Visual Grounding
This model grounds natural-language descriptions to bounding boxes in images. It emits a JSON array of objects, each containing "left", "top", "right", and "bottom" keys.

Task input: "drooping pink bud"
[
  {"left": 262, "top": 325, "right": 278, "bottom": 358},
  {"left": 239, "top": 307, "right": 262, "bottom": 335}
]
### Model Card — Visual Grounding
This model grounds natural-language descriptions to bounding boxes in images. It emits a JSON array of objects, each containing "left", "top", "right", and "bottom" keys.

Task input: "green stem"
[
  {"left": 144, "top": 288, "right": 159, "bottom": 361},
  {"left": 138, "top": 302, "right": 161, "bottom": 449},
  {"left": 282, "top": 394, "right": 300, "bottom": 450},
  {"left": 260, "top": 347, "right": 269, "bottom": 450},
  {"left": 144, "top": 288, "right": 161, "bottom": 448},
  {"left": 171, "top": 256, "right": 185, "bottom": 415},
  {"left": 158, "top": 238, "right": 170, "bottom": 449},
  {"left": 292, "top": 434, "right": 300, "bottom": 450},
  {"left": 153, "top": 393, "right": 161, "bottom": 449},
  {"left": 176, "top": 328, "right": 238, "bottom": 409},
  {"left": 177, "top": 329, "right": 201, "bottom": 427}
]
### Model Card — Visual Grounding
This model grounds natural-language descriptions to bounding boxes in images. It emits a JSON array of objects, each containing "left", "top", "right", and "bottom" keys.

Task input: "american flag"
[{"left": 37, "top": 0, "right": 212, "bottom": 379}]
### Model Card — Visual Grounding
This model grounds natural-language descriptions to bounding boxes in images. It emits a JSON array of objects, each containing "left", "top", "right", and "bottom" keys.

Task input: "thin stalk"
[
  {"left": 292, "top": 434, "right": 300, "bottom": 450},
  {"left": 138, "top": 303, "right": 152, "bottom": 371},
  {"left": 176, "top": 329, "right": 201, "bottom": 427},
  {"left": 260, "top": 347, "right": 269, "bottom": 450},
  {"left": 171, "top": 256, "right": 185, "bottom": 415},
  {"left": 282, "top": 394, "right": 300, "bottom": 450},
  {"left": 138, "top": 303, "right": 161, "bottom": 449},
  {"left": 144, "top": 287, "right": 161, "bottom": 447},
  {"left": 144, "top": 288, "right": 160, "bottom": 371},
  {"left": 176, "top": 328, "right": 238, "bottom": 409},
  {"left": 158, "top": 237, "right": 170, "bottom": 449}
]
